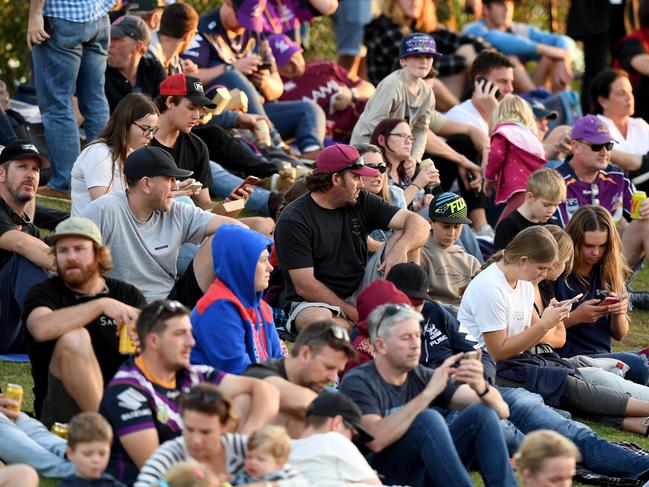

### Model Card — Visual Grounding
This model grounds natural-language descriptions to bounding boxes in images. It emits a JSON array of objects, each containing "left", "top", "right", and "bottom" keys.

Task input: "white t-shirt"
[
  {"left": 457, "top": 263, "right": 534, "bottom": 348},
  {"left": 444, "top": 99, "right": 489, "bottom": 135},
  {"left": 289, "top": 432, "right": 380, "bottom": 487},
  {"left": 70, "top": 142, "right": 125, "bottom": 217},
  {"left": 597, "top": 114, "right": 649, "bottom": 155}
]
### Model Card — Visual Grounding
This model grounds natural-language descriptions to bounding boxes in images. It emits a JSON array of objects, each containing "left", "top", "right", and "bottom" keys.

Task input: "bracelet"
[
  {"left": 477, "top": 383, "right": 490, "bottom": 397},
  {"left": 411, "top": 182, "right": 422, "bottom": 191}
]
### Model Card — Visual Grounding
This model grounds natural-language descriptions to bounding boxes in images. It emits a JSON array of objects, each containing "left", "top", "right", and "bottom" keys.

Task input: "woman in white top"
[
  {"left": 458, "top": 226, "right": 649, "bottom": 434},
  {"left": 70, "top": 93, "right": 159, "bottom": 216}
]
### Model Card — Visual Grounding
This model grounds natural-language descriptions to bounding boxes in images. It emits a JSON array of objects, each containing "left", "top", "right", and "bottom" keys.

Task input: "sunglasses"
[
  {"left": 184, "top": 387, "right": 221, "bottom": 403},
  {"left": 150, "top": 300, "right": 186, "bottom": 324},
  {"left": 339, "top": 156, "right": 367, "bottom": 172},
  {"left": 366, "top": 163, "right": 387, "bottom": 174},
  {"left": 9, "top": 211, "right": 31, "bottom": 227},
  {"left": 133, "top": 121, "right": 160, "bottom": 137},
  {"left": 375, "top": 303, "right": 409, "bottom": 337},
  {"left": 328, "top": 325, "right": 351, "bottom": 343},
  {"left": 589, "top": 183, "right": 600, "bottom": 206},
  {"left": 578, "top": 140, "right": 614, "bottom": 152}
]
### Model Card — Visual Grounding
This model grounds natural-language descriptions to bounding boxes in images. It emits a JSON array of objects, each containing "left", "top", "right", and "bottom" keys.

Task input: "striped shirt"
[{"left": 43, "top": 0, "right": 114, "bottom": 22}]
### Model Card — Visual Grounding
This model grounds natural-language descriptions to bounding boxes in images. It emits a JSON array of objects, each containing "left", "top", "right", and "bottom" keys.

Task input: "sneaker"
[{"left": 629, "top": 291, "right": 649, "bottom": 311}]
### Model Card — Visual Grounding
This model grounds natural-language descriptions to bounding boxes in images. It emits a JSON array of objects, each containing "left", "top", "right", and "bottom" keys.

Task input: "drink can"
[
  {"left": 119, "top": 322, "right": 137, "bottom": 355},
  {"left": 254, "top": 119, "right": 272, "bottom": 147},
  {"left": 51, "top": 422, "right": 68, "bottom": 439},
  {"left": 631, "top": 191, "right": 647, "bottom": 220},
  {"left": 4, "top": 384, "right": 23, "bottom": 414}
]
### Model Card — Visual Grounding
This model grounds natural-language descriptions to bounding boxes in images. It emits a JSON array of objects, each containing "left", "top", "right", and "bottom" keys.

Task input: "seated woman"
[
  {"left": 458, "top": 225, "right": 649, "bottom": 434},
  {"left": 555, "top": 205, "right": 649, "bottom": 386}
]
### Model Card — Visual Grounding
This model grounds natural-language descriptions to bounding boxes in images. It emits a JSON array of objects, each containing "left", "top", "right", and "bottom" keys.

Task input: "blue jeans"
[
  {"left": 31, "top": 15, "right": 110, "bottom": 191},
  {"left": 0, "top": 255, "right": 49, "bottom": 354},
  {"left": 209, "top": 70, "right": 324, "bottom": 151},
  {"left": 500, "top": 386, "right": 649, "bottom": 479},
  {"left": 368, "top": 405, "right": 516, "bottom": 487},
  {"left": 0, "top": 412, "right": 74, "bottom": 478},
  {"left": 209, "top": 161, "right": 270, "bottom": 215},
  {"left": 590, "top": 352, "right": 649, "bottom": 386}
]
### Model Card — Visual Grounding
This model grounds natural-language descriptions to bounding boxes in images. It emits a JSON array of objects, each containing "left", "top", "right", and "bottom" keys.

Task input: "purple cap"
[
  {"left": 571, "top": 115, "right": 617, "bottom": 144},
  {"left": 268, "top": 34, "right": 303, "bottom": 67},
  {"left": 399, "top": 33, "right": 442, "bottom": 59},
  {"left": 232, "top": 0, "right": 267, "bottom": 33},
  {"left": 314, "top": 144, "right": 380, "bottom": 177}
]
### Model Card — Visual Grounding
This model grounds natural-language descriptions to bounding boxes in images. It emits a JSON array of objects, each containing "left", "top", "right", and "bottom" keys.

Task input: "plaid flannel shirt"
[{"left": 43, "top": 0, "right": 114, "bottom": 22}]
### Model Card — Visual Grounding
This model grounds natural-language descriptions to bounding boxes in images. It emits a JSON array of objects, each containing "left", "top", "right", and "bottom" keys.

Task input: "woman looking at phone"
[{"left": 555, "top": 205, "right": 649, "bottom": 386}]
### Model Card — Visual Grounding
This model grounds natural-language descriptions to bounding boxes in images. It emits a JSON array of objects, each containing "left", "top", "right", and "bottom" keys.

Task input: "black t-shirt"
[
  {"left": 275, "top": 191, "right": 399, "bottom": 304},
  {"left": 104, "top": 57, "right": 167, "bottom": 114},
  {"left": 493, "top": 211, "right": 539, "bottom": 252},
  {"left": 152, "top": 132, "right": 213, "bottom": 188},
  {"left": 22, "top": 276, "right": 146, "bottom": 416},
  {"left": 0, "top": 198, "right": 40, "bottom": 270},
  {"left": 339, "top": 361, "right": 456, "bottom": 418},
  {"left": 243, "top": 357, "right": 288, "bottom": 380}
]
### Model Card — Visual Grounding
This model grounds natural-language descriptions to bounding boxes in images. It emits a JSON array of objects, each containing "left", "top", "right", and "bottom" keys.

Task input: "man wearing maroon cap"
[{"left": 274, "top": 144, "right": 429, "bottom": 334}]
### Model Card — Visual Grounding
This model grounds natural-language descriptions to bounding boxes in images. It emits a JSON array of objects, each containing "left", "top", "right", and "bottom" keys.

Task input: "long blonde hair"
[
  {"left": 565, "top": 205, "right": 631, "bottom": 294},
  {"left": 492, "top": 94, "right": 538, "bottom": 137},
  {"left": 545, "top": 225, "right": 574, "bottom": 275},
  {"left": 381, "top": 0, "right": 437, "bottom": 32}
]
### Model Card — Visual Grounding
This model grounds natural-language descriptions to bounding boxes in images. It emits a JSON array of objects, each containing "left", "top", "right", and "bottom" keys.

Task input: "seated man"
[
  {"left": 191, "top": 224, "right": 284, "bottom": 374},
  {"left": 24, "top": 217, "right": 145, "bottom": 425},
  {"left": 339, "top": 304, "right": 515, "bottom": 486},
  {"left": 105, "top": 15, "right": 167, "bottom": 113},
  {"left": 81, "top": 145, "right": 243, "bottom": 307},
  {"left": 289, "top": 392, "right": 383, "bottom": 486},
  {"left": 0, "top": 140, "right": 53, "bottom": 354},
  {"left": 463, "top": 0, "right": 574, "bottom": 92},
  {"left": 147, "top": 2, "right": 199, "bottom": 76},
  {"left": 244, "top": 320, "right": 356, "bottom": 437},
  {"left": 100, "top": 299, "right": 279, "bottom": 485},
  {"left": 269, "top": 33, "right": 375, "bottom": 143},
  {"left": 274, "top": 144, "right": 429, "bottom": 333}
]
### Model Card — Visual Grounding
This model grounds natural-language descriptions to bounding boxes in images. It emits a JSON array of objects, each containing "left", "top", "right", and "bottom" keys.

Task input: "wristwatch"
[{"left": 224, "top": 63, "right": 234, "bottom": 72}]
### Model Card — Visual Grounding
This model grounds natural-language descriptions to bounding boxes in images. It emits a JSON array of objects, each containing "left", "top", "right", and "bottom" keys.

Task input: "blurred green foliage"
[{"left": 0, "top": 0, "right": 564, "bottom": 93}]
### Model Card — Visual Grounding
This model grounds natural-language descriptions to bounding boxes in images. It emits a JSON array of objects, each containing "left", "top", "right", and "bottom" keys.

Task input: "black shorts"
[{"left": 168, "top": 260, "right": 204, "bottom": 310}]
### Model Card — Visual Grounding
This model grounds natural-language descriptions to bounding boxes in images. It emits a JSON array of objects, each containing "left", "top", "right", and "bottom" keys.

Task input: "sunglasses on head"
[
  {"left": 184, "top": 387, "right": 221, "bottom": 403},
  {"left": 375, "top": 303, "right": 409, "bottom": 336},
  {"left": 150, "top": 300, "right": 186, "bottom": 324},
  {"left": 579, "top": 140, "right": 614, "bottom": 152},
  {"left": 366, "top": 163, "right": 387, "bottom": 174},
  {"left": 340, "top": 156, "right": 367, "bottom": 172},
  {"left": 328, "top": 325, "right": 351, "bottom": 343}
]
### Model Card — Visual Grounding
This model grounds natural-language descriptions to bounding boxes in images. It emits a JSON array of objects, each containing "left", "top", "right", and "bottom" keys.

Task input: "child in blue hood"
[{"left": 190, "top": 225, "right": 285, "bottom": 374}]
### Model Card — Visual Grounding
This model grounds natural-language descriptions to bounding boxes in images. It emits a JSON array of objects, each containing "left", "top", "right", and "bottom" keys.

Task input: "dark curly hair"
[{"left": 305, "top": 172, "right": 334, "bottom": 193}]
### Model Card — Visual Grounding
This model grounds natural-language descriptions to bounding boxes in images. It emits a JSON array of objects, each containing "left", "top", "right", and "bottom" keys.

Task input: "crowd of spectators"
[{"left": 5, "top": 0, "right": 649, "bottom": 486}]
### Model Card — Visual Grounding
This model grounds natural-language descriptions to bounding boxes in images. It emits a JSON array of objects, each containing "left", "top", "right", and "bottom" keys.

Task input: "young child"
[
  {"left": 232, "top": 426, "right": 292, "bottom": 485},
  {"left": 59, "top": 412, "right": 126, "bottom": 487},
  {"left": 420, "top": 192, "right": 481, "bottom": 311},
  {"left": 494, "top": 168, "right": 566, "bottom": 251},
  {"left": 350, "top": 32, "right": 440, "bottom": 161},
  {"left": 484, "top": 94, "right": 548, "bottom": 224},
  {"left": 157, "top": 462, "right": 219, "bottom": 487}
]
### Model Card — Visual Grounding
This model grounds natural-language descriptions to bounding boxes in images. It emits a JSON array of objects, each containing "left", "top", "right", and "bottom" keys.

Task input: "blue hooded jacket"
[{"left": 190, "top": 225, "right": 284, "bottom": 374}]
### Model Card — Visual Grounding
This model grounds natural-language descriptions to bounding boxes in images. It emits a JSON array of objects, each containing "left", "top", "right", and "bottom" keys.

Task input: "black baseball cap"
[
  {"left": 528, "top": 100, "right": 558, "bottom": 121},
  {"left": 306, "top": 392, "right": 374, "bottom": 444},
  {"left": 0, "top": 139, "right": 50, "bottom": 168},
  {"left": 159, "top": 74, "right": 217, "bottom": 109},
  {"left": 428, "top": 192, "right": 473, "bottom": 224},
  {"left": 124, "top": 146, "right": 193, "bottom": 180},
  {"left": 386, "top": 262, "right": 431, "bottom": 301}
]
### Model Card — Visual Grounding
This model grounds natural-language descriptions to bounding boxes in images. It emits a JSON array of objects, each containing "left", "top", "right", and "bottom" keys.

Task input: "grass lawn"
[{"left": 3, "top": 196, "right": 649, "bottom": 486}]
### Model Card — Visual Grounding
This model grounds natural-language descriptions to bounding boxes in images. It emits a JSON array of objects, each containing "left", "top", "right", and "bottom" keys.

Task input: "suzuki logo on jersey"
[{"left": 117, "top": 387, "right": 147, "bottom": 411}]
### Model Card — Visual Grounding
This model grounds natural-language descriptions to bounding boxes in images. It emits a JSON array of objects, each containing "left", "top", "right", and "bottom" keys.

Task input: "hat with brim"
[
  {"left": 0, "top": 139, "right": 50, "bottom": 169},
  {"left": 159, "top": 74, "right": 217, "bottom": 109},
  {"left": 111, "top": 15, "right": 151, "bottom": 44},
  {"left": 400, "top": 33, "right": 442, "bottom": 59},
  {"left": 48, "top": 217, "right": 103, "bottom": 246},
  {"left": 571, "top": 114, "right": 617, "bottom": 145},
  {"left": 233, "top": 0, "right": 267, "bottom": 33},
  {"left": 124, "top": 146, "right": 194, "bottom": 180},
  {"left": 315, "top": 144, "right": 380, "bottom": 177},
  {"left": 429, "top": 192, "right": 473, "bottom": 224},
  {"left": 386, "top": 262, "right": 431, "bottom": 301},
  {"left": 306, "top": 392, "right": 374, "bottom": 444},
  {"left": 528, "top": 100, "right": 558, "bottom": 120}
]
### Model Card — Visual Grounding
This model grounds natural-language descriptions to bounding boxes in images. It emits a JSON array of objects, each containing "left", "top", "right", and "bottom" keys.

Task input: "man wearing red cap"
[{"left": 274, "top": 144, "right": 429, "bottom": 334}]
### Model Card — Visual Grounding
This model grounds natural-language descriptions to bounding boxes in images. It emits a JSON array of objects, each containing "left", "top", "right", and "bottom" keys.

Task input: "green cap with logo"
[
  {"left": 429, "top": 192, "right": 472, "bottom": 224},
  {"left": 49, "top": 217, "right": 103, "bottom": 246}
]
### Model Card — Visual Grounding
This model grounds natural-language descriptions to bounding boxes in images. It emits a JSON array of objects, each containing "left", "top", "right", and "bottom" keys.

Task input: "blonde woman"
[
  {"left": 515, "top": 430, "right": 580, "bottom": 487},
  {"left": 484, "top": 95, "right": 547, "bottom": 224}
]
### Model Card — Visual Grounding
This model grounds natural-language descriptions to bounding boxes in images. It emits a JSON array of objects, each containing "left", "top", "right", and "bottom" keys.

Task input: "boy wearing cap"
[
  {"left": 0, "top": 140, "right": 53, "bottom": 354},
  {"left": 105, "top": 15, "right": 166, "bottom": 113},
  {"left": 351, "top": 33, "right": 439, "bottom": 161},
  {"left": 289, "top": 392, "right": 383, "bottom": 487},
  {"left": 275, "top": 144, "right": 429, "bottom": 333},
  {"left": 419, "top": 192, "right": 480, "bottom": 310},
  {"left": 23, "top": 217, "right": 145, "bottom": 426}
]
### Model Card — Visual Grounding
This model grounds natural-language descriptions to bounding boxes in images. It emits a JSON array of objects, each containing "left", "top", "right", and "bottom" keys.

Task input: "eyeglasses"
[
  {"left": 150, "top": 300, "right": 186, "bottom": 324},
  {"left": 183, "top": 387, "right": 221, "bottom": 403},
  {"left": 328, "top": 325, "right": 351, "bottom": 343},
  {"left": 366, "top": 163, "right": 387, "bottom": 174},
  {"left": 389, "top": 132, "right": 414, "bottom": 142},
  {"left": 375, "top": 303, "right": 409, "bottom": 337},
  {"left": 133, "top": 121, "right": 160, "bottom": 137},
  {"left": 578, "top": 140, "right": 614, "bottom": 152}
]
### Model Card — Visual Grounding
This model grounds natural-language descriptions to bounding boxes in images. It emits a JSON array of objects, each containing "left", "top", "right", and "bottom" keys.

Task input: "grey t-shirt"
[{"left": 81, "top": 191, "right": 213, "bottom": 301}]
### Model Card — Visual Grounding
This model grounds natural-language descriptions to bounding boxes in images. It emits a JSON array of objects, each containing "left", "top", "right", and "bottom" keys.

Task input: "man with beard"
[
  {"left": 23, "top": 217, "right": 145, "bottom": 426},
  {"left": 244, "top": 319, "right": 357, "bottom": 437},
  {"left": 274, "top": 144, "right": 429, "bottom": 334},
  {"left": 0, "top": 139, "right": 53, "bottom": 354}
]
